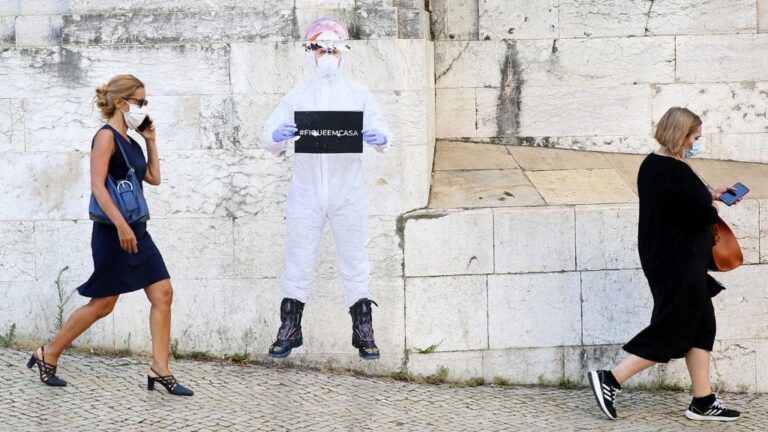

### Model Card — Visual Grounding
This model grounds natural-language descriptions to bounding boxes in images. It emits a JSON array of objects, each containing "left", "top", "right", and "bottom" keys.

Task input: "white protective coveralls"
[{"left": 261, "top": 61, "right": 391, "bottom": 308}]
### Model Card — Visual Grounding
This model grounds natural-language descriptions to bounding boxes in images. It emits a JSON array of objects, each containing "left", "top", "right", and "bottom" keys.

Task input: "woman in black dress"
[
  {"left": 27, "top": 75, "right": 193, "bottom": 396},
  {"left": 588, "top": 107, "right": 740, "bottom": 421}
]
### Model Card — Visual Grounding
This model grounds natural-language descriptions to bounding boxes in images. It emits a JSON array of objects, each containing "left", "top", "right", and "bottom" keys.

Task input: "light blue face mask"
[{"left": 684, "top": 138, "right": 702, "bottom": 159}]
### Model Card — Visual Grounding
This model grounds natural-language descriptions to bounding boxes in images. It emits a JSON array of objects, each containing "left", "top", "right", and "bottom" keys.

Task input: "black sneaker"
[
  {"left": 268, "top": 298, "right": 305, "bottom": 359},
  {"left": 685, "top": 396, "right": 740, "bottom": 422},
  {"left": 588, "top": 370, "right": 621, "bottom": 420}
]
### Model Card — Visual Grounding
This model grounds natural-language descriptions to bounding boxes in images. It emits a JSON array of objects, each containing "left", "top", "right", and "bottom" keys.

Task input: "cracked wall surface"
[{"left": 432, "top": 0, "right": 768, "bottom": 164}]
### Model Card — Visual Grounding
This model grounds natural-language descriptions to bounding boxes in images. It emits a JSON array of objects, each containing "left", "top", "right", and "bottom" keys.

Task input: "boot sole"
[
  {"left": 268, "top": 339, "right": 303, "bottom": 359},
  {"left": 359, "top": 352, "right": 380, "bottom": 360}
]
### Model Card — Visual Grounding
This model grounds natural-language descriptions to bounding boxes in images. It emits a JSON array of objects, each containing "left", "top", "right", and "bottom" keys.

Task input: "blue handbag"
[{"left": 88, "top": 129, "right": 150, "bottom": 225}]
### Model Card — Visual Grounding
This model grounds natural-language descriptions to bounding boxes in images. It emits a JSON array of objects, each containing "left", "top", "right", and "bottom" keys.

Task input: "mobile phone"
[
  {"left": 719, "top": 182, "right": 749, "bottom": 206},
  {"left": 137, "top": 116, "right": 153, "bottom": 132}
]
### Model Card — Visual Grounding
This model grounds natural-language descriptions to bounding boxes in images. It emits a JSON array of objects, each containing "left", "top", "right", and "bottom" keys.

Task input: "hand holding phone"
[{"left": 719, "top": 182, "right": 749, "bottom": 206}]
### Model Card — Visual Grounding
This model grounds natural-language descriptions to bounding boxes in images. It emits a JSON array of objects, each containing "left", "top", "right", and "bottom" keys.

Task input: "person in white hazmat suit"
[{"left": 261, "top": 17, "right": 390, "bottom": 360}]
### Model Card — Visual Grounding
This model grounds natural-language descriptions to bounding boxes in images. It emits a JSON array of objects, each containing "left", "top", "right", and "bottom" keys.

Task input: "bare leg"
[
  {"left": 43, "top": 295, "right": 119, "bottom": 365},
  {"left": 145, "top": 279, "right": 173, "bottom": 376},
  {"left": 611, "top": 354, "right": 656, "bottom": 385},
  {"left": 685, "top": 348, "right": 712, "bottom": 397}
]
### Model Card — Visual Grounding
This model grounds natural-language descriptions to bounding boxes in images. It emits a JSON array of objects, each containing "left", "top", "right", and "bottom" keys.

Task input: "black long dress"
[
  {"left": 77, "top": 125, "right": 170, "bottom": 298},
  {"left": 622, "top": 153, "right": 720, "bottom": 363}
]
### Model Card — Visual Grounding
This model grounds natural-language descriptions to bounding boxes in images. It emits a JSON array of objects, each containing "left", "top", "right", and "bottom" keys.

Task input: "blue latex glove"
[
  {"left": 272, "top": 123, "right": 298, "bottom": 143},
  {"left": 362, "top": 129, "right": 388, "bottom": 146}
]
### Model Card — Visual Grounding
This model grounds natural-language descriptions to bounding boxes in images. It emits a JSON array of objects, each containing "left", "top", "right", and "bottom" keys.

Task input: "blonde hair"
[
  {"left": 654, "top": 107, "right": 702, "bottom": 157},
  {"left": 94, "top": 74, "right": 144, "bottom": 120}
]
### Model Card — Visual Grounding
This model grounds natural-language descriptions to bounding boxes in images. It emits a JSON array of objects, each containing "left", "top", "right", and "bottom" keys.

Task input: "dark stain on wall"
[{"left": 496, "top": 40, "right": 522, "bottom": 138}]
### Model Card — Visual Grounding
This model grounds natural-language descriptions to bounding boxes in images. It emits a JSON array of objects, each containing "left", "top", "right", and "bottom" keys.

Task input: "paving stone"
[{"left": 430, "top": 169, "right": 544, "bottom": 209}]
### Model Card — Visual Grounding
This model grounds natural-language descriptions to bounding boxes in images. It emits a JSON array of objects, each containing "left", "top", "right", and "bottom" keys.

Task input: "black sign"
[{"left": 294, "top": 111, "right": 363, "bottom": 154}]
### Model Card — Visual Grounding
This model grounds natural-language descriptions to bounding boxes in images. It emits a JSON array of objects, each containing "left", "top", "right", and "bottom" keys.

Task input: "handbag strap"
[{"left": 100, "top": 124, "right": 135, "bottom": 175}]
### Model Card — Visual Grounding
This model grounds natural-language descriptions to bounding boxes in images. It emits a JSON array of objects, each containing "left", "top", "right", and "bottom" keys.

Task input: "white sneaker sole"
[
  {"left": 588, "top": 371, "right": 616, "bottom": 420},
  {"left": 684, "top": 410, "right": 739, "bottom": 422}
]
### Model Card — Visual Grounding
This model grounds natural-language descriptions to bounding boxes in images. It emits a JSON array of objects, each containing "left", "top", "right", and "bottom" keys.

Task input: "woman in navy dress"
[{"left": 27, "top": 75, "right": 193, "bottom": 396}]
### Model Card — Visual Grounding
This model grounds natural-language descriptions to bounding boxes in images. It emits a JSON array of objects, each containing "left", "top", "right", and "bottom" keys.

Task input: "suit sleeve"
[
  {"left": 361, "top": 88, "right": 392, "bottom": 153},
  {"left": 261, "top": 91, "right": 296, "bottom": 156}
]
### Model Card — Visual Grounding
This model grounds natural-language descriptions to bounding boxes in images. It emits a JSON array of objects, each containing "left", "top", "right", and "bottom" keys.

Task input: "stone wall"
[
  {"left": 432, "top": 0, "right": 768, "bottom": 163},
  {"left": 402, "top": 202, "right": 768, "bottom": 392},
  {"left": 0, "top": 0, "right": 434, "bottom": 374}
]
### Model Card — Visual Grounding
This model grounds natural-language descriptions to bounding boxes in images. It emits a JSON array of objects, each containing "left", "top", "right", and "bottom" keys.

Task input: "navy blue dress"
[{"left": 77, "top": 125, "right": 170, "bottom": 298}]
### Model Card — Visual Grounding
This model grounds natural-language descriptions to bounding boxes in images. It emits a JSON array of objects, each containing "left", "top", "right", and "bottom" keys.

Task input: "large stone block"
[
  {"left": 581, "top": 269, "right": 653, "bottom": 345},
  {"left": 0, "top": 45, "right": 231, "bottom": 99},
  {"left": 709, "top": 340, "right": 757, "bottom": 392},
  {"left": 231, "top": 40, "right": 430, "bottom": 94},
  {"left": 762, "top": 200, "right": 768, "bottom": 263},
  {"left": 405, "top": 275, "right": 487, "bottom": 352},
  {"left": 482, "top": 347, "right": 563, "bottom": 385},
  {"left": 520, "top": 85, "right": 652, "bottom": 137},
  {"left": 711, "top": 265, "right": 768, "bottom": 340},
  {"left": 563, "top": 344, "right": 659, "bottom": 387},
  {"left": 0, "top": 1, "right": 20, "bottom": 16},
  {"left": 717, "top": 199, "right": 760, "bottom": 264},
  {"left": 576, "top": 204, "right": 641, "bottom": 271},
  {"left": 435, "top": 41, "right": 503, "bottom": 89},
  {"left": 493, "top": 207, "right": 576, "bottom": 274},
  {"left": 116, "top": 279, "right": 281, "bottom": 355},
  {"left": 0, "top": 152, "right": 90, "bottom": 220},
  {"left": 0, "top": 279, "right": 112, "bottom": 347},
  {"left": 516, "top": 36, "right": 675, "bottom": 86},
  {"left": 677, "top": 34, "right": 768, "bottom": 83},
  {"left": 380, "top": 90, "right": 431, "bottom": 147},
  {"left": 15, "top": 15, "right": 63, "bottom": 47},
  {"left": 404, "top": 209, "right": 494, "bottom": 277},
  {"left": 62, "top": 11, "right": 294, "bottom": 45},
  {"left": 709, "top": 134, "right": 768, "bottom": 164},
  {"left": 229, "top": 93, "right": 285, "bottom": 149},
  {"left": 33, "top": 220, "right": 93, "bottom": 284},
  {"left": 22, "top": 97, "right": 101, "bottom": 152},
  {"left": 408, "top": 351, "right": 484, "bottom": 381},
  {"left": 758, "top": 339, "right": 768, "bottom": 392},
  {"left": 559, "top": 0, "right": 756, "bottom": 38},
  {"left": 478, "top": 0, "right": 558, "bottom": 40},
  {"left": 430, "top": 0, "right": 478, "bottom": 41},
  {"left": 67, "top": 0, "right": 294, "bottom": 14},
  {"left": 488, "top": 272, "right": 581, "bottom": 348},
  {"left": 362, "top": 143, "right": 413, "bottom": 216},
  {"left": 652, "top": 83, "right": 768, "bottom": 134},
  {"left": 21, "top": 0, "right": 69, "bottom": 15},
  {"left": 398, "top": 7, "right": 428, "bottom": 39},
  {"left": 761, "top": 0, "right": 768, "bottom": 33},
  {"left": 0, "top": 221, "right": 35, "bottom": 282},
  {"left": 148, "top": 217, "right": 235, "bottom": 280},
  {"left": 435, "top": 88, "right": 475, "bottom": 138},
  {"left": 0, "top": 99, "right": 24, "bottom": 152}
]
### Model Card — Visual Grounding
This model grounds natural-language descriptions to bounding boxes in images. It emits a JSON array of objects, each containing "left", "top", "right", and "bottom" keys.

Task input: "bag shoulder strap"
[{"left": 94, "top": 124, "right": 134, "bottom": 173}]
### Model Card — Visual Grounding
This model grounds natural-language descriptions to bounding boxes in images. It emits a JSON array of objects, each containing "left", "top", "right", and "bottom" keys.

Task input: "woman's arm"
[
  {"left": 138, "top": 123, "right": 161, "bottom": 185},
  {"left": 91, "top": 129, "right": 138, "bottom": 253},
  {"left": 666, "top": 166, "right": 719, "bottom": 227}
]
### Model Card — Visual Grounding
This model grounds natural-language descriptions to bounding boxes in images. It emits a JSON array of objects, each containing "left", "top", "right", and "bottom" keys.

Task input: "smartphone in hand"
[{"left": 719, "top": 182, "right": 749, "bottom": 206}]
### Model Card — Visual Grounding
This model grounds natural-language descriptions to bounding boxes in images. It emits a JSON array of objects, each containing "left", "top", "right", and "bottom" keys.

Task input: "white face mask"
[
  {"left": 316, "top": 54, "right": 340, "bottom": 80},
  {"left": 121, "top": 103, "right": 148, "bottom": 130}
]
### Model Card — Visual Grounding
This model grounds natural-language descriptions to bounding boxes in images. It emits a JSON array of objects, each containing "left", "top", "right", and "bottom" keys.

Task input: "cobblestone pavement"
[{"left": 1, "top": 348, "right": 766, "bottom": 431}]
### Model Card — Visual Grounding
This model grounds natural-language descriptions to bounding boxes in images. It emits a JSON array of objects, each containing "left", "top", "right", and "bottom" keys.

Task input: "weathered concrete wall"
[
  {"left": 0, "top": 0, "right": 434, "bottom": 374},
  {"left": 403, "top": 201, "right": 768, "bottom": 392},
  {"left": 432, "top": 0, "right": 768, "bottom": 163}
]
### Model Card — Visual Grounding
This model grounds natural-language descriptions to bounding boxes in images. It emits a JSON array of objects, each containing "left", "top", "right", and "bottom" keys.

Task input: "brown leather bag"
[{"left": 710, "top": 216, "right": 743, "bottom": 272}]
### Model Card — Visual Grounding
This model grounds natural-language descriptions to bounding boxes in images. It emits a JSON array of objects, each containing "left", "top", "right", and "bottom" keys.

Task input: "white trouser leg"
[
  {"left": 329, "top": 199, "right": 372, "bottom": 308},
  {"left": 280, "top": 208, "right": 326, "bottom": 304}
]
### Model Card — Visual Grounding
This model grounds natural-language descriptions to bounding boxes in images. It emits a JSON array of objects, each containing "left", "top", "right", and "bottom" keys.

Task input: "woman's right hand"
[{"left": 118, "top": 224, "right": 138, "bottom": 253}]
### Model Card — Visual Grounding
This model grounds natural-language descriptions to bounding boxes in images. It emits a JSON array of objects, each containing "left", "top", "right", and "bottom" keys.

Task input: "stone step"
[{"left": 430, "top": 141, "right": 768, "bottom": 209}]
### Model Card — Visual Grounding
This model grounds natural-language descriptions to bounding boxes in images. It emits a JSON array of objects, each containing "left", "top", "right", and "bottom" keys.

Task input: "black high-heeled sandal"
[
  {"left": 26, "top": 346, "right": 67, "bottom": 387},
  {"left": 147, "top": 367, "right": 194, "bottom": 396}
]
